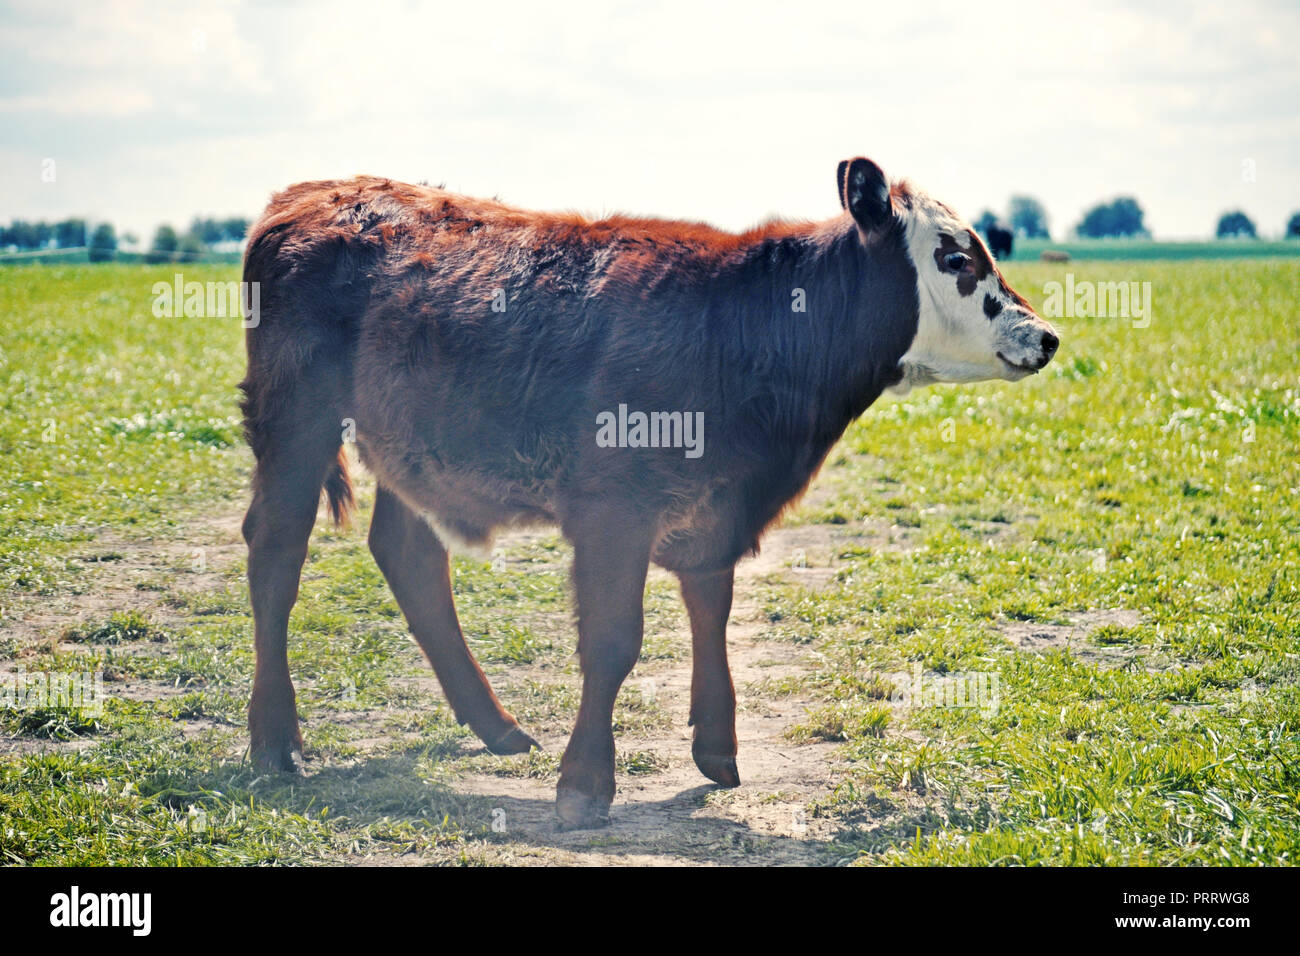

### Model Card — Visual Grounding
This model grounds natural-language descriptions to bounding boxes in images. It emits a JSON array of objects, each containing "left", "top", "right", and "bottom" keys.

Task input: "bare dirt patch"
[
  {"left": 2, "top": 511, "right": 246, "bottom": 651},
  {"left": 394, "top": 519, "right": 855, "bottom": 866},
  {"left": 1001, "top": 608, "right": 1146, "bottom": 668},
  {"left": 1, "top": 511, "right": 250, "bottom": 752}
]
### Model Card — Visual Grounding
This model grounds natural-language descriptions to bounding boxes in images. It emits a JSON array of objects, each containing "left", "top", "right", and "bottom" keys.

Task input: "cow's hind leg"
[
  {"left": 556, "top": 503, "right": 654, "bottom": 829},
  {"left": 368, "top": 485, "right": 538, "bottom": 754},
  {"left": 243, "top": 379, "right": 346, "bottom": 772},
  {"left": 679, "top": 566, "right": 741, "bottom": 787}
]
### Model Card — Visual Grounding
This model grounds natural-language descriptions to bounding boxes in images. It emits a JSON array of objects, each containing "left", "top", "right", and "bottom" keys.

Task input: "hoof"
[
  {"left": 693, "top": 751, "right": 741, "bottom": 788},
  {"left": 248, "top": 686, "right": 303, "bottom": 774},
  {"left": 487, "top": 725, "right": 541, "bottom": 756},
  {"left": 250, "top": 742, "right": 304, "bottom": 775},
  {"left": 555, "top": 789, "right": 611, "bottom": 831}
]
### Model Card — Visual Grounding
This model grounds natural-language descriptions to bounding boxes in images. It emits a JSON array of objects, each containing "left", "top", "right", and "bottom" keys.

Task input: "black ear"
[
  {"left": 836, "top": 160, "right": 850, "bottom": 209},
  {"left": 840, "top": 157, "right": 892, "bottom": 233}
]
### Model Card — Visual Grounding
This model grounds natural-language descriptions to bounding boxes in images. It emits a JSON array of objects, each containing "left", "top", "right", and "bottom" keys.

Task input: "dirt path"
[
  {"left": 0, "top": 511, "right": 246, "bottom": 651},
  {"left": 443, "top": 521, "right": 849, "bottom": 866},
  {"left": 4, "top": 482, "right": 873, "bottom": 865},
  {"left": 0, "top": 509, "right": 253, "bottom": 762}
]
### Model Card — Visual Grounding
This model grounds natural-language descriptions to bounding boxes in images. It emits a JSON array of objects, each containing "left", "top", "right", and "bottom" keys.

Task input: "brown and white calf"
[{"left": 239, "top": 157, "right": 1058, "bottom": 829}]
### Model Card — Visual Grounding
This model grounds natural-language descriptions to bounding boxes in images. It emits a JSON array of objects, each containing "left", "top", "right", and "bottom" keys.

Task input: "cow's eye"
[{"left": 943, "top": 252, "right": 970, "bottom": 272}]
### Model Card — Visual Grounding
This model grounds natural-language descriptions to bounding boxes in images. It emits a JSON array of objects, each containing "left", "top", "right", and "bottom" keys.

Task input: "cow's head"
[{"left": 838, "top": 157, "right": 1059, "bottom": 392}]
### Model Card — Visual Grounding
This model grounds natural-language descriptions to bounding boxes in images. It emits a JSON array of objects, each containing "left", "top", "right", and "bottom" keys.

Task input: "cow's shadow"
[
  {"left": 456, "top": 781, "right": 832, "bottom": 865},
  {"left": 173, "top": 750, "right": 844, "bottom": 865}
]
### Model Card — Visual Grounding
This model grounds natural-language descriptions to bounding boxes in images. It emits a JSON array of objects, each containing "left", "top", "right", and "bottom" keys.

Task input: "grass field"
[
  {"left": 1, "top": 260, "right": 1297, "bottom": 865},
  {"left": 1008, "top": 238, "right": 1300, "bottom": 262}
]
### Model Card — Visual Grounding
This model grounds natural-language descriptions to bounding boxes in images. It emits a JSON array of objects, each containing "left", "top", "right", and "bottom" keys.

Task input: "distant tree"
[
  {"left": 1214, "top": 211, "right": 1256, "bottom": 239},
  {"left": 189, "top": 217, "right": 225, "bottom": 246},
  {"left": 55, "top": 218, "right": 87, "bottom": 248},
  {"left": 1287, "top": 212, "right": 1300, "bottom": 239},
  {"left": 1075, "top": 197, "right": 1147, "bottom": 238},
  {"left": 88, "top": 223, "right": 117, "bottom": 262},
  {"left": 5, "top": 221, "right": 41, "bottom": 249},
  {"left": 146, "top": 224, "right": 179, "bottom": 263},
  {"left": 221, "top": 217, "right": 250, "bottom": 242},
  {"left": 178, "top": 233, "right": 205, "bottom": 263},
  {"left": 1008, "top": 195, "right": 1050, "bottom": 239},
  {"left": 1, "top": 220, "right": 63, "bottom": 248},
  {"left": 974, "top": 210, "right": 999, "bottom": 235}
]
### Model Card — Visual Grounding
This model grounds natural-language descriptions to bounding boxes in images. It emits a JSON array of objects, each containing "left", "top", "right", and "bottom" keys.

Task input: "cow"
[
  {"left": 238, "top": 157, "right": 1059, "bottom": 829},
  {"left": 986, "top": 223, "right": 1013, "bottom": 260}
]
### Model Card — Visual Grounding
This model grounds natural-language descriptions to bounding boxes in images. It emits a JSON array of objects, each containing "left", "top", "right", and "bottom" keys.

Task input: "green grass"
[
  {"left": 790, "top": 258, "right": 1300, "bottom": 864},
  {"left": 2, "top": 260, "right": 1298, "bottom": 865},
  {"left": 0, "top": 264, "right": 251, "bottom": 595},
  {"left": 1008, "top": 238, "right": 1300, "bottom": 261},
  {"left": 0, "top": 264, "right": 534, "bottom": 863},
  {"left": 65, "top": 609, "right": 169, "bottom": 645}
]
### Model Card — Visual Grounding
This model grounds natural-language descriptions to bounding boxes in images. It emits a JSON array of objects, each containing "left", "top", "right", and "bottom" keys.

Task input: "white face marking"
[{"left": 890, "top": 187, "right": 1058, "bottom": 393}]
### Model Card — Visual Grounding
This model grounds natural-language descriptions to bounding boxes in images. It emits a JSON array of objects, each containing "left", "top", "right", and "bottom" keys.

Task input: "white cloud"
[
  {"left": 1, "top": 0, "right": 1298, "bottom": 239},
  {"left": 0, "top": 87, "right": 156, "bottom": 117}
]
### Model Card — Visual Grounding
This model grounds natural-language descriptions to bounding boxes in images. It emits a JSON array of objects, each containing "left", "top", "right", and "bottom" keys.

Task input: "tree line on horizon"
[
  {"left": 0, "top": 216, "right": 250, "bottom": 262},
  {"left": 5, "top": 202, "right": 1300, "bottom": 262},
  {"left": 975, "top": 197, "right": 1300, "bottom": 242}
]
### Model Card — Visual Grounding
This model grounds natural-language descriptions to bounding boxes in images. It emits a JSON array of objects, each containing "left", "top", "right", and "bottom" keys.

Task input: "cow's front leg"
[
  {"left": 556, "top": 503, "right": 653, "bottom": 830},
  {"left": 679, "top": 566, "right": 741, "bottom": 786}
]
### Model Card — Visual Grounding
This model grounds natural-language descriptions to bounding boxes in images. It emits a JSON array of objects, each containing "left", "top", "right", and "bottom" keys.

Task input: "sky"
[{"left": 2, "top": 0, "right": 1298, "bottom": 241}]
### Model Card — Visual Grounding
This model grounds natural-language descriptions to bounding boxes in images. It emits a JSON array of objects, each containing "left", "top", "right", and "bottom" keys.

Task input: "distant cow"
[
  {"left": 239, "top": 157, "right": 1059, "bottom": 829},
  {"left": 986, "top": 223, "right": 1013, "bottom": 260},
  {"left": 1041, "top": 249, "right": 1071, "bottom": 263}
]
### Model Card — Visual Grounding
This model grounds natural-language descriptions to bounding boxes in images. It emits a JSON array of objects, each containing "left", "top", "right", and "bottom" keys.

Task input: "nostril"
[{"left": 1041, "top": 331, "right": 1059, "bottom": 356}]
